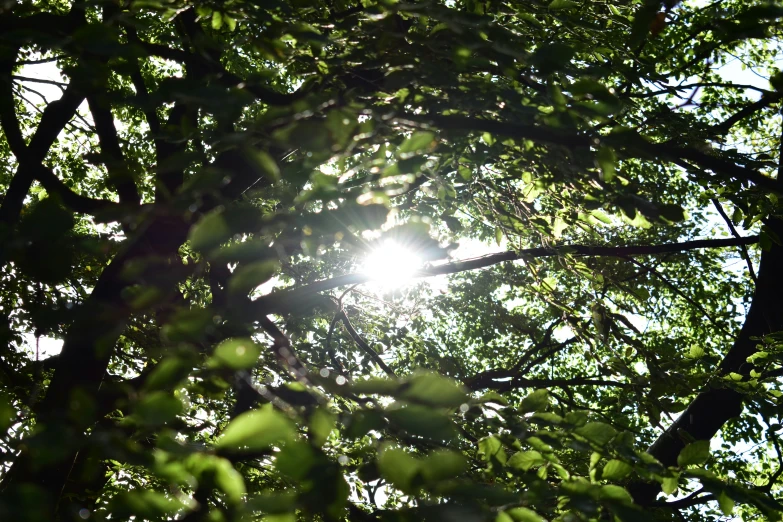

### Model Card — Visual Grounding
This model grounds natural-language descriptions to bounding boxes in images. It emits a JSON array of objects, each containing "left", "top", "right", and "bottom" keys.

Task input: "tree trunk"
[{"left": 630, "top": 218, "right": 783, "bottom": 505}]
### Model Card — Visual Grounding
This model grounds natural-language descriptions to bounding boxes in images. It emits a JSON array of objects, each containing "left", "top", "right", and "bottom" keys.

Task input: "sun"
[{"left": 361, "top": 240, "right": 423, "bottom": 288}]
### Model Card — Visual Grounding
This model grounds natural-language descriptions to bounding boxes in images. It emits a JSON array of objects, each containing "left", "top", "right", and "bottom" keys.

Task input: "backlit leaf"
[{"left": 217, "top": 405, "right": 295, "bottom": 452}]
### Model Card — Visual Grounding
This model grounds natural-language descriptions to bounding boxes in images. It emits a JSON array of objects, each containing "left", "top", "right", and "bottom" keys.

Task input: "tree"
[{"left": 1, "top": 0, "right": 782, "bottom": 520}]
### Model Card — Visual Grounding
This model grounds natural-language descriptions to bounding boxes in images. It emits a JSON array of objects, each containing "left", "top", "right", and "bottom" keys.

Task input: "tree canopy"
[{"left": 1, "top": 0, "right": 783, "bottom": 520}]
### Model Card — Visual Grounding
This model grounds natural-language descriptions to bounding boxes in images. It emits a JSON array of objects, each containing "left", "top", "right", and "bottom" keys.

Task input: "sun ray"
[{"left": 361, "top": 240, "right": 423, "bottom": 289}]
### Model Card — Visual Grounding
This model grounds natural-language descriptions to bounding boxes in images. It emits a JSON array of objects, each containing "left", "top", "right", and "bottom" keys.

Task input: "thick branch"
[
  {"left": 0, "top": 54, "right": 27, "bottom": 158},
  {"left": 0, "top": 80, "right": 85, "bottom": 226},
  {"left": 708, "top": 92, "right": 782, "bottom": 137},
  {"left": 253, "top": 236, "right": 758, "bottom": 314},
  {"left": 396, "top": 112, "right": 591, "bottom": 149},
  {"left": 87, "top": 96, "right": 141, "bottom": 205},
  {"left": 31, "top": 164, "right": 131, "bottom": 215},
  {"left": 631, "top": 220, "right": 783, "bottom": 506},
  {"left": 398, "top": 112, "right": 781, "bottom": 192}
]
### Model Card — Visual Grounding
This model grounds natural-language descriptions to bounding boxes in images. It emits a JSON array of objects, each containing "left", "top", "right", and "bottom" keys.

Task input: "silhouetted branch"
[
  {"left": 253, "top": 236, "right": 759, "bottom": 314},
  {"left": 712, "top": 198, "right": 757, "bottom": 283},
  {"left": 340, "top": 310, "right": 395, "bottom": 377}
]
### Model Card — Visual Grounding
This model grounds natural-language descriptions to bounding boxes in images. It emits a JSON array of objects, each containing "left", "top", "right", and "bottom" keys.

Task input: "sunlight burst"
[{"left": 361, "top": 241, "right": 423, "bottom": 288}]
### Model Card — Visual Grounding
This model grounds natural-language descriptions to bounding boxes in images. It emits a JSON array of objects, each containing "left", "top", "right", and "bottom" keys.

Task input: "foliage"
[{"left": 0, "top": 0, "right": 782, "bottom": 521}]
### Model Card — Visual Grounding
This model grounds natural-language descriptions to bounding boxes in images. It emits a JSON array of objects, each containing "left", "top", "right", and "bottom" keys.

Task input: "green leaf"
[
  {"left": 497, "top": 513, "right": 514, "bottom": 522},
  {"left": 421, "top": 450, "right": 469, "bottom": 482},
  {"left": 246, "top": 491, "right": 297, "bottom": 514},
  {"left": 549, "top": 0, "right": 578, "bottom": 9},
  {"left": 602, "top": 459, "right": 633, "bottom": 481},
  {"left": 246, "top": 149, "right": 281, "bottom": 182},
  {"left": 386, "top": 405, "right": 458, "bottom": 441},
  {"left": 688, "top": 345, "right": 706, "bottom": 359},
  {"left": 0, "top": 393, "right": 15, "bottom": 433},
  {"left": 216, "top": 405, "right": 295, "bottom": 452},
  {"left": 596, "top": 146, "right": 617, "bottom": 182},
  {"left": 211, "top": 10, "right": 223, "bottom": 30},
  {"left": 208, "top": 239, "right": 275, "bottom": 263},
  {"left": 479, "top": 391, "right": 509, "bottom": 405},
  {"left": 228, "top": 260, "right": 280, "bottom": 295},
  {"left": 599, "top": 484, "right": 634, "bottom": 505},
  {"left": 144, "top": 357, "right": 193, "bottom": 391},
  {"left": 718, "top": 490, "right": 735, "bottom": 516},
  {"left": 661, "top": 474, "right": 679, "bottom": 495},
  {"left": 111, "top": 490, "right": 193, "bottom": 519},
  {"left": 531, "top": 411, "right": 562, "bottom": 425},
  {"left": 350, "top": 377, "right": 400, "bottom": 396},
  {"left": 575, "top": 422, "right": 617, "bottom": 446},
  {"left": 161, "top": 308, "right": 215, "bottom": 343},
  {"left": 398, "top": 131, "right": 436, "bottom": 157},
  {"left": 520, "top": 389, "right": 550, "bottom": 413},
  {"left": 677, "top": 440, "right": 710, "bottom": 467},
  {"left": 658, "top": 203, "right": 686, "bottom": 223},
  {"left": 209, "top": 338, "right": 262, "bottom": 370},
  {"left": 275, "top": 440, "right": 317, "bottom": 480},
  {"left": 378, "top": 446, "right": 421, "bottom": 492},
  {"left": 478, "top": 435, "right": 507, "bottom": 466},
  {"left": 504, "top": 507, "right": 547, "bottom": 522},
  {"left": 531, "top": 42, "right": 576, "bottom": 74},
  {"left": 134, "top": 392, "right": 182, "bottom": 426},
  {"left": 508, "top": 450, "right": 546, "bottom": 471},
  {"left": 189, "top": 211, "right": 231, "bottom": 252},
  {"left": 214, "top": 458, "right": 246, "bottom": 504},
  {"left": 309, "top": 407, "right": 336, "bottom": 447},
  {"left": 565, "top": 410, "right": 588, "bottom": 427},
  {"left": 400, "top": 372, "right": 467, "bottom": 408}
]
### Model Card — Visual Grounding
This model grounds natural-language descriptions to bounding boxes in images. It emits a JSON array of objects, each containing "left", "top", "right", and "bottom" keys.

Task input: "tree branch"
[
  {"left": 257, "top": 315, "right": 309, "bottom": 380},
  {"left": 626, "top": 82, "right": 773, "bottom": 99},
  {"left": 11, "top": 75, "right": 67, "bottom": 89},
  {"left": 0, "top": 80, "right": 85, "bottom": 226},
  {"left": 0, "top": 54, "right": 27, "bottom": 158},
  {"left": 340, "top": 310, "right": 395, "bottom": 377},
  {"left": 13, "top": 56, "right": 65, "bottom": 66},
  {"left": 87, "top": 95, "right": 141, "bottom": 206},
  {"left": 631, "top": 219, "right": 783, "bottom": 506},
  {"left": 467, "top": 375, "right": 630, "bottom": 392},
  {"left": 708, "top": 92, "right": 783, "bottom": 137},
  {"left": 252, "top": 236, "right": 759, "bottom": 314},
  {"left": 397, "top": 112, "right": 781, "bottom": 192},
  {"left": 31, "top": 164, "right": 132, "bottom": 216},
  {"left": 711, "top": 198, "right": 758, "bottom": 283}
]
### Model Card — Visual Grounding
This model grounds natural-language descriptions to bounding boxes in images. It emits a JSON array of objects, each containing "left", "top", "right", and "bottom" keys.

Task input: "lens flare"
[{"left": 362, "top": 241, "right": 422, "bottom": 288}]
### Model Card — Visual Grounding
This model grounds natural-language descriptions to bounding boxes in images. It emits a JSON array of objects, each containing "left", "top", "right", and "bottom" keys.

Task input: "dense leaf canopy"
[{"left": 1, "top": 0, "right": 783, "bottom": 521}]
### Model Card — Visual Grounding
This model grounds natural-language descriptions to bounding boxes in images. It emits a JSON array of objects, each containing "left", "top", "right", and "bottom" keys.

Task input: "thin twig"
[
  {"left": 622, "top": 256, "right": 728, "bottom": 335},
  {"left": 14, "top": 56, "right": 64, "bottom": 66},
  {"left": 340, "top": 310, "right": 395, "bottom": 377},
  {"left": 258, "top": 315, "right": 309, "bottom": 382},
  {"left": 11, "top": 75, "right": 68, "bottom": 89},
  {"left": 712, "top": 198, "right": 758, "bottom": 283}
]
